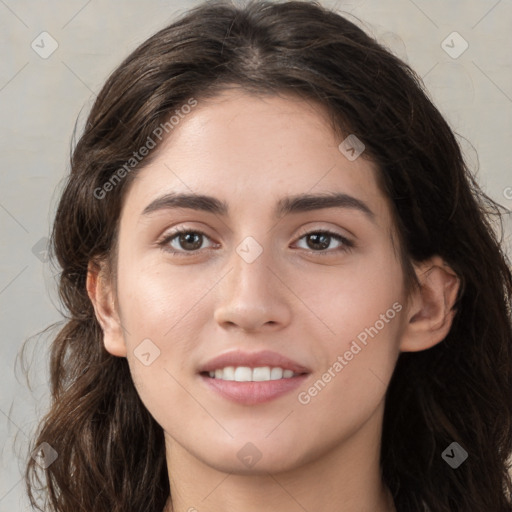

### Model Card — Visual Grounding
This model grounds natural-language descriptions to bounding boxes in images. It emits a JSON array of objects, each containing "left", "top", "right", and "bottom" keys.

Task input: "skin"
[{"left": 87, "top": 88, "right": 460, "bottom": 512}]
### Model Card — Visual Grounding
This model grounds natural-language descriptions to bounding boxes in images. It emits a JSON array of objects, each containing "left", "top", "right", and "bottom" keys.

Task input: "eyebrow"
[{"left": 141, "top": 191, "right": 375, "bottom": 222}]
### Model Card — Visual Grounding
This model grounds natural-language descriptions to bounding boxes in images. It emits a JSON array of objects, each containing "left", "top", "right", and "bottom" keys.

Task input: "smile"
[{"left": 205, "top": 366, "right": 302, "bottom": 381}]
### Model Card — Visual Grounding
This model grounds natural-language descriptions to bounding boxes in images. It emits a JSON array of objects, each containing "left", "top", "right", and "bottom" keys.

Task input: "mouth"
[
  {"left": 197, "top": 349, "right": 311, "bottom": 404},
  {"left": 198, "top": 365, "right": 310, "bottom": 405}
]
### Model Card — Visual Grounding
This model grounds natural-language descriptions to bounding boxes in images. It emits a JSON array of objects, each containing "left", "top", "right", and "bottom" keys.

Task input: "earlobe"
[
  {"left": 86, "top": 260, "right": 127, "bottom": 357},
  {"left": 400, "top": 255, "right": 460, "bottom": 352}
]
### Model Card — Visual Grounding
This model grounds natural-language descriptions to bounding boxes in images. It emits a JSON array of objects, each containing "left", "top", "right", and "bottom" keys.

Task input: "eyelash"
[{"left": 158, "top": 227, "right": 354, "bottom": 257}]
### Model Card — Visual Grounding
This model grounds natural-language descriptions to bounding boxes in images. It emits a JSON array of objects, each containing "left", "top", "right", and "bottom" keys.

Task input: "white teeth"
[
  {"left": 206, "top": 366, "right": 299, "bottom": 381},
  {"left": 253, "top": 367, "right": 270, "bottom": 381},
  {"left": 222, "top": 366, "right": 235, "bottom": 381},
  {"left": 270, "top": 367, "right": 283, "bottom": 380},
  {"left": 234, "top": 366, "right": 252, "bottom": 381}
]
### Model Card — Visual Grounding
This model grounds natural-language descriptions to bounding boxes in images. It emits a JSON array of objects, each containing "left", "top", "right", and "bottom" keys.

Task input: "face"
[{"left": 108, "top": 89, "right": 409, "bottom": 474}]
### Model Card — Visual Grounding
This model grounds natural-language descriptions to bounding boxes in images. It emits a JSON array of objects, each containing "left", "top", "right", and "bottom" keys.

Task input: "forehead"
[{"left": 122, "top": 89, "right": 390, "bottom": 224}]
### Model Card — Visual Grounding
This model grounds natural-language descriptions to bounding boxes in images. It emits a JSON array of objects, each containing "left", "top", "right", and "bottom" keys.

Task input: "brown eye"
[
  {"left": 160, "top": 229, "right": 214, "bottom": 255},
  {"left": 295, "top": 230, "right": 354, "bottom": 254},
  {"left": 305, "top": 232, "right": 331, "bottom": 250},
  {"left": 176, "top": 232, "right": 203, "bottom": 251}
]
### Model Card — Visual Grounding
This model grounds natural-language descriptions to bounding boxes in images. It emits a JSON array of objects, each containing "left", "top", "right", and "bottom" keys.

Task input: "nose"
[{"left": 213, "top": 244, "right": 292, "bottom": 333}]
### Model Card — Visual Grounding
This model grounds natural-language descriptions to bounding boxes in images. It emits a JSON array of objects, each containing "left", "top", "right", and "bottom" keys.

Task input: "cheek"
[
  {"left": 295, "top": 251, "right": 404, "bottom": 399},
  {"left": 300, "top": 249, "right": 404, "bottom": 343},
  {"left": 117, "top": 264, "right": 209, "bottom": 431},
  {"left": 117, "top": 260, "right": 212, "bottom": 341},
  {"left": 115, "top": 262, "right": 208, "bottom": 395}
]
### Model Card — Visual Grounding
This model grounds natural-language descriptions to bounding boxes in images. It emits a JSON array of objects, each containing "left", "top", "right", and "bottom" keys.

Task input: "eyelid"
[
  {"left": 295, "top": 224, "right": 350, "bottom": 239},
  {"left": 294, "top": 224, "right": 354, "bottom": 243}
]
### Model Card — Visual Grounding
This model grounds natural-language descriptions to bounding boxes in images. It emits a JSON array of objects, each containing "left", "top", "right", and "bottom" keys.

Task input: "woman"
[{"left": 24, "top": 1, "right": 512, "bottom": 511}]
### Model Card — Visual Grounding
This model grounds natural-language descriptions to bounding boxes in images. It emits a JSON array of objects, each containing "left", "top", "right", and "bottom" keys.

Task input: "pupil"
[
  {"left": 180, "top": 233, "right": 202, "bottom": 250},
  {"left": 308, "top": 233, "right": 329, "bottom": 250}
]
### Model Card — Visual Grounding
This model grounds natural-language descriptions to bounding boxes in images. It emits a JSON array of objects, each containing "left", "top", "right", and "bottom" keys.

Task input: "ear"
[
  {"left": 400, "top": 255, "right": 460, "bottom": 352},
  {"left": 86, "top": 259, "right": 127, "bottom": 357}
]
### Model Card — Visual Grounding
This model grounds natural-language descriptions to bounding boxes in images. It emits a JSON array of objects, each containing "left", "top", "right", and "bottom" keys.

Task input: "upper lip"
[{"left": 198, "top": 349, "right": 311, "bottom": 374}]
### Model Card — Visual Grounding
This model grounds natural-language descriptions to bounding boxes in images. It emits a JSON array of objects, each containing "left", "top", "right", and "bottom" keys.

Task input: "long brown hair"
[{"left": 23, "top": 1, "right": 512, "bottom": 510}]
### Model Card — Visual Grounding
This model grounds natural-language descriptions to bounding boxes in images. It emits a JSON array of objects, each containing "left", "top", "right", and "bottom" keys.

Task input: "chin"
[{"left": 194, "top": 440, "right": 309, "bottom": 475}]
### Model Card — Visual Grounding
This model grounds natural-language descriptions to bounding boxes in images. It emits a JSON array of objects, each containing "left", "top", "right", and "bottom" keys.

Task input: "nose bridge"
[
  {"left": 236, "top": 235, "right": 271, "bottom": 286},
  {"left": 229, "top": 234, "right": 275, "bottom": 302},
  {"left": 214, "top": 234, "right": 290, "bottom": 330}
]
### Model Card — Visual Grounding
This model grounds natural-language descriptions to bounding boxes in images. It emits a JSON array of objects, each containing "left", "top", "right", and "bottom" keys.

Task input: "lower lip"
[{"left": 199, "top": 373, "right": 309, "bottom": 405}]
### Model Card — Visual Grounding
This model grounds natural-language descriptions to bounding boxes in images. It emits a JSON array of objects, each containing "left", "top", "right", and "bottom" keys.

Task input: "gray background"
[{"left": 1, "top": 0, "right": 511, "bottom": 510}]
